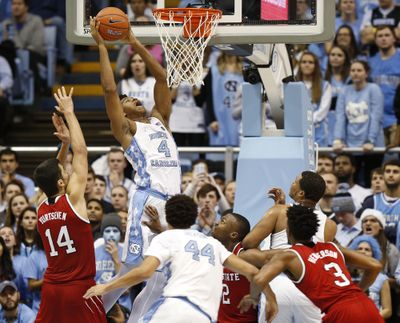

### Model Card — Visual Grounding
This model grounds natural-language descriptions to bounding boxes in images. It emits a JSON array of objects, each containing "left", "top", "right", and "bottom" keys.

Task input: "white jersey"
[
  {"left": 124, "top": 117, "right": 181, "bottom": 196},
  {"left": 145, "top": 229, "right": 232, "bottom": 321},
  {"left": 120, "top": 77, "right": 156, "bottom": 114}
]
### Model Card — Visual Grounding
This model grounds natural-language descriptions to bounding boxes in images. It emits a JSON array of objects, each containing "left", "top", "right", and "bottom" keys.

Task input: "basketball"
[{"left": 96, "top": 7, "right": 130, "bottom": 41}]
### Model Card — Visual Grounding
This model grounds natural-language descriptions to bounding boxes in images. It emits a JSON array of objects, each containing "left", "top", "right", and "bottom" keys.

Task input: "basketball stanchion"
[{"left": 153, "top": 8, "right": 222, "bottom": 87}]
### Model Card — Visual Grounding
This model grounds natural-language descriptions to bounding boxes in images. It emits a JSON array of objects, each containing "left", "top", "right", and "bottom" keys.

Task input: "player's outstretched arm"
[
  {"left": 126, "top": 30, "right": 171, "bottom": 126},
  {"left": 339, "top": 245, "right": 382, "bottom": 291},
  {"left": 52, "top": 113, "right": 71, "bottom": 166},
  {"left": 90, "top": 17, "right": 133, "bottom": 149},
  {"left": 83, "top": 256, "right": 160, "bottom": 299},
  {"left": 53, "top": 87, "right": 88, "bottom": 215},
  {"left": 239, "top": 248, "right": 286, "bottom": 268},
  {"left": 242, "top": 205, "right": 284, "bottom": 249}
]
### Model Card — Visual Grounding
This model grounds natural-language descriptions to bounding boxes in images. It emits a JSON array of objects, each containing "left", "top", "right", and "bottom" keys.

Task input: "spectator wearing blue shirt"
[
  {"left": 0, "top": 281, "right": 35, "bottom": 323},
  {"left": 336, "top": 0, "right": 364, "bottom": 44}
]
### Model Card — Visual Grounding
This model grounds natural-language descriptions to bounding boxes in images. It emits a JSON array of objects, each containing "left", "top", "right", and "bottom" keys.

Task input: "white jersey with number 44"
[{"left": 145, "top": 229, "right": 232, "bottom": 321}]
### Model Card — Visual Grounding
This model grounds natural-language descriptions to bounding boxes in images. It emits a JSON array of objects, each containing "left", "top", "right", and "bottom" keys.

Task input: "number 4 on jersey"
[{"left": 45, "top": 225, "right": 77, "bottom": 257}]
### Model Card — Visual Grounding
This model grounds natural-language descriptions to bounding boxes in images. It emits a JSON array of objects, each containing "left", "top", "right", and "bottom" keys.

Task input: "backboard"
[{"left": 67, "top": 0, "right": 335, "bottom": 45}]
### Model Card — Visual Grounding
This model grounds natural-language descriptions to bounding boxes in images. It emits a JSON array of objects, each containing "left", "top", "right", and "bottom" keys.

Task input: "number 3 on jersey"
[
  {"left": 45, "top": 225, "right": 77, "bottom": 257},
  {"left": 324, "top": 262, "right": 350, "bottom": 287}
]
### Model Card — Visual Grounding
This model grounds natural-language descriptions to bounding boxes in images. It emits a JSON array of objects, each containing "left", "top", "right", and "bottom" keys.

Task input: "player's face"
[
  {"left": 0, "top": 227, "right": 16, "bottom": 250},
  {"left": 87, "top": 200, "right": 103, "bottom": 223},
  {"left": 108, "top": 152, "right": 126, "bottom": 174},
  {"left": 121, "top": 96, "right": 146, "bottom": 121},
  {"left": 317, "top": 157, "right": 333, "bottom": 174},
  {"left": 356, "top": 241, "right": 373, "bottom": 258},
  {"left": 224, "top": 181, "right": 236, "bottom": 206},
  {"left": 328, "top": 47, "right": 346, "bottom": 68},
  {"left": 299, "top": 54, "right": 315, "bottom": 76},
  {"left": 0, "top": 154, "right": 18, "bottom": 174},
  {"left": 375, "top": 28, "right": 396, "bottom": 50},
  {"left": 94, "top": 178, "right": 106, "bottom": 198},
  {"left": 103, "top": 226, "right": 121, "bottom": 243},
  {"left": 371, "top": 172, "right": 385, "bottom": 194},
  {"left": 85, "top": 172, "right": 95, "bottom": 195},
  {"left": 111, "top": 187, "right": 128, "bottom": 211},
  {"left": 289, "top": 175, "right": 302, "bottom": 201},
  {"left": 21, "top": 210, "right": 37, "bottom": 231},
  {"left": 383, "top": 165, "right": 400, "bottom": 188},
  {"left": 362, "top": 216, "right": 382, "bottom": 236},
  {"left": 0, "top": 287, "right": 19, "bottom": 311},
  {"left": 212, "top": 214, "right": 236, "bottom": 242},
  {"left": 5, "top": 184, "right": 22, "bottom": 203},
  {"left": 350, "top": 62, "right": 368, "bottom": 84},
  {"left": 321, "top": 173, "right": 338, "bottom": 197}
]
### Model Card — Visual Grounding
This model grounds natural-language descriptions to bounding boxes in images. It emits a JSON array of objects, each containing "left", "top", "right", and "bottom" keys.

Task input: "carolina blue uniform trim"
[
  {"left": 141, "top": 297, "right": 166, "bottom": 323},
  {"left": 167, "top": 296, "right": 213, "bottom": 322},
  {"left": 125, "top": 137, "right": 151, "bottom": 189}
]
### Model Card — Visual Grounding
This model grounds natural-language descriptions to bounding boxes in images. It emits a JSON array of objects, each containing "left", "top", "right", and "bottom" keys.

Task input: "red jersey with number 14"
[
  {"left": 37, "top": 194, "right": 96, "bottom": 283},
  {"left": 290, "top": 242, "right": 366, "bottom": 312},
  {"left": 218, "top": 242, "right": 257, "bottom": 323}
]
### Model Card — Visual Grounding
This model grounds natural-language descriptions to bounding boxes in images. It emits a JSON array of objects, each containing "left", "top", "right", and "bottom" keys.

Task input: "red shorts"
[
  {"left": 323, "top": 294, "right": 384, "bottom": 323},
  {"left": 35, "top": 279, "right": 106, "bottom": 323}
]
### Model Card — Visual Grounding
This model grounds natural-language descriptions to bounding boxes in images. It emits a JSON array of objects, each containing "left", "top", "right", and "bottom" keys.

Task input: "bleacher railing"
[{"left": 7, "top": 146, "right": 400, "bottom": 183}]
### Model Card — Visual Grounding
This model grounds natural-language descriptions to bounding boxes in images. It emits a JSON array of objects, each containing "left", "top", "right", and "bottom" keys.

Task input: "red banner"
[{"left": 261, "top": 0, "right": 289, "bottom": 20}]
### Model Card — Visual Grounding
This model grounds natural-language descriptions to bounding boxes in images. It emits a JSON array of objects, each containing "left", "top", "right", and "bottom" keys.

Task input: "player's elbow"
[
  {"left": 102, "top": 82, "right": 118, "bottom": 94},
  {"left": 371, "top": 259, "right": 383, "bottom": 272},
  {"left": 136, "top": 267, "right": 153, "bottom": 281},
  {"left": 242, "top": 236, "right": 256, "bottom": 250},
  {"left": 253, "top": 272, "right": 266, "bottom": 288}
]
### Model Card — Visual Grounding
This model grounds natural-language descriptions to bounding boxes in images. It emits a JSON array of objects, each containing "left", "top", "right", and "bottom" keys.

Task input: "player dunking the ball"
[
  {"left": 252, "top": 204, "right": 384, "bottom": 323},
  {"left": 90, "top": 17, "right": 181, "bottom": 321},
  {"left": 33, "top": 87, "right": 106, "bottom": 322}
]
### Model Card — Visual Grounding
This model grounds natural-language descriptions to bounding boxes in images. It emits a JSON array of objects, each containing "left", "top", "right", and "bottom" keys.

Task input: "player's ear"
[{"left": 230, "top": 232, "right": 238, "bottom": 240}]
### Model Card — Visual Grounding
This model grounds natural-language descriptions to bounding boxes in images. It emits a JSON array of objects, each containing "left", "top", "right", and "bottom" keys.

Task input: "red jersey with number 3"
[
  {"left": 37, "top": 194, "right": 96, "bottom": 283},
  {"left": 218, "top": 242, "right": 258, "bottom": 323},
  {"left": 290, "top": 242, "right": 365, "bottom": 313}
]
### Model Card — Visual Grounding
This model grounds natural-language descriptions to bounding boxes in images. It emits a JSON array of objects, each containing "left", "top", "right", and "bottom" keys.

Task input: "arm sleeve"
[
  {"left": 367, "top": 84, "right": 384, "bottom": 144},
  {"left": 144, "top": 232, "right": 172, "bottom": 267},
  {"left": 333, "top": 87, "right": 347, "bottom": 141},
  {"left": 313, "top": 82, "right": 332, "bottom": 123}
]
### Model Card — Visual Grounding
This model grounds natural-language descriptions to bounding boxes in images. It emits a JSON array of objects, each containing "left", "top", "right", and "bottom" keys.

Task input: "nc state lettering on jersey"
[
  {"left": 307, "top": 249, "right": 338, "bottom": 264},
  {"left": 223, "top": 272, "right": 240, "bottom": 281},
  {"left": 39, "top": 211, "right": 67, "bottom": 224}
]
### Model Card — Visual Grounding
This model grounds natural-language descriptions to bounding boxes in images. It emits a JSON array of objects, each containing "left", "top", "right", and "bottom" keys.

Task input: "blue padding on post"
[{"left": 242, "top": 82, "right": 262, "bottom": 137}]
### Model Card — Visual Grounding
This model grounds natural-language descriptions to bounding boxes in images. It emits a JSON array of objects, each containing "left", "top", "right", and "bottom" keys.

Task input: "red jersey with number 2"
[
  {"left": 37, "top": 194, "right": 96, "bottom": 283},
  {"left": 218, "top": 242, "right": 257, "bottom": 323},
  {"left": 290, "top": 242, "right": 383, "bottom": 323}
]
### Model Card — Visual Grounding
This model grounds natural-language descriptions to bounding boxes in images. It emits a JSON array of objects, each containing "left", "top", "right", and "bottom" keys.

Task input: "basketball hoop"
[{"left": 153, "top": 8, "right": 222, "bottom": 88}]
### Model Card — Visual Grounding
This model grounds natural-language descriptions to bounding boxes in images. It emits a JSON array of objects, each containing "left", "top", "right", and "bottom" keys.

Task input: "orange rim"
[{"left": 153, "top": 8, "right": 222, "bottom": 23}]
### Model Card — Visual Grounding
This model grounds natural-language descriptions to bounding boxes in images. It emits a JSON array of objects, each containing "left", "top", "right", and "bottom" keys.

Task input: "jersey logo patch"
[{"left": 129, "top": 243, "right": 141, "bottom": 255}]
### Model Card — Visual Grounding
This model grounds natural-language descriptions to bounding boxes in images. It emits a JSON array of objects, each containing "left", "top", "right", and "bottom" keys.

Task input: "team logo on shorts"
[{"left": 129, "top": 243, "right": 141, "bottom": 254}]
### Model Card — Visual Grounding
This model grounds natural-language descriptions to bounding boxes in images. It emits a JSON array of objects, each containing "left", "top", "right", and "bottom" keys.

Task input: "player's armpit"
[{"left": 223, "top": 254, "right": 259, "bottom": 282}]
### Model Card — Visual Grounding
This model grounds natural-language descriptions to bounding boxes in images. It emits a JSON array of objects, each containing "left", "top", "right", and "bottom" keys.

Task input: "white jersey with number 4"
[
  {"left": 145, "top": 229, "right": 232, "bottom": 321},
  {"left": 124, "top": 117, "right": 181, "bottom": 196}
]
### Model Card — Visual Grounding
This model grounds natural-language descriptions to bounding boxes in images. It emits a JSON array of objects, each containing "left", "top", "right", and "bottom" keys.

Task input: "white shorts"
[
  {"left": 258, "top": 274, "right": 321, "bottom": 323},
  {"left": 138, "top": 297, "right": 211, "bottom": 323}
]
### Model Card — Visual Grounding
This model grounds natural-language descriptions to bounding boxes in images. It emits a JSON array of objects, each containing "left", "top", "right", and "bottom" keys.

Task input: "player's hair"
[
  {"left": 33, "top": 158, "right": 62, "bottom": 197},
  {"left": 334, "top": 152, "right": 356, "bottom": 167},
  {"left": 299, "top": 171, "right": 326, "bottom": 203},
  {"left": 0, "top": 147, "right": 19, "bottom": 163},
  {"left": 222, "top": 209, "right": 250, "bottom": 242},
  {"left": 383, "top": 159, "right": 400, "bottom": 171},
  {"left": 375, "top": 25, "right": 396, "bottom": 38},
  {"left": 287, "top": 205, "right": 320, "bottom": 242},
  {"left": 165, "top": 194, "right": 198, "bottom": 229},
  {"left": 196, "top": 183, "right": 220, "bottom": 200}
]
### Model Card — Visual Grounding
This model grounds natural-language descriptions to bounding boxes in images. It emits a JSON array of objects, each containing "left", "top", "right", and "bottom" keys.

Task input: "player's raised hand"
[
  {"left": 54, "top": 86, "right": 74, "bottom": 115},
  {"left": 267, "top": 188, "right": 286, "bottom": 205},
  {"left": 52, "top": 113, "right": 70, "bottom": 144},
  {"left": 90, "top": 16, "right": 105, "bottom": 45},
  {"left": 83, "top": 284, "right": 108, "bottom": 299}
]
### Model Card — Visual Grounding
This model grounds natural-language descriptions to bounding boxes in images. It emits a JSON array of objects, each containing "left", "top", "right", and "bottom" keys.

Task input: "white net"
[{"left": 153, "top": 8, "right": 222, "bottom": 88}]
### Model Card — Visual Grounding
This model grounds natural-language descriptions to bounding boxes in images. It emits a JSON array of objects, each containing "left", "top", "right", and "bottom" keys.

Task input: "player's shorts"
[
  {"left": 122, "top": 187, "right": 168, "bottom": 265},
  {"left": 35, "top": 279, "right": 106, "bottom": 323},
  {"left": 138, "top": 296, "right": 211, "bottom": 323},
  {"left": 323, "top": 294, "right": 384, "bottom": 323},
  {"left": 259, "top": 274, "right": 321, "bottom": 323}
]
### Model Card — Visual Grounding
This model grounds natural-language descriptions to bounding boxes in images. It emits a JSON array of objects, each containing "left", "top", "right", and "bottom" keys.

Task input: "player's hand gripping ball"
[{"left": 96, "top": 7, "right": 130, "bottom": 41}]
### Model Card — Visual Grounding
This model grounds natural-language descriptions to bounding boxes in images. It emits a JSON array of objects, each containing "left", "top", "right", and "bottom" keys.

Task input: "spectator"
[
  {"left": 296, "top": 0, "right": 313, "bottom": 19},
  {"left": 319, "top": 172, "right": 339, "bottom": 217},
  {"left": 332, "top": 184, "right": 361, "bottom": 246},
  {"left": 180, "top": 172, "right": 192, "bottom": 192},
  {"left": 317, "top": 153, "right": 335, "bottom": 174},
  {"left": 195, "top": 53, "right": 243, "bottom": 146},
  {"left": 349, "top": 235, "right": 392, "bottom": 319},
  {"left": 3, "top": 179, "right": 23, "bottom": 204},
  {"left": 333, "top": 25, "right": 362, "bottom": 61},
  {"left": 334, "top": 153, "right": 371, "bottom": 210},
  {"left": 110, "top": 185, "right": 129, "bottom": 212},
  {"left": 394, "top": 83, "right": 400, "bottom": 146},
  {"left": 0, "top": 281, "right": 35, "bottom": 323},
  {"left": 87, "top": 198, "right": 104, "bottom": 240},
  {"left": 370, "top": 167, "right": 386, "bottom": 193},
  {"left": 0, "top": 236, "right": 15, "bottom": 281},
  {"left": 5, "top": 193, "right": 29, "bottom": 232},
  {"left": 368, "top": 26, "right": 400, "bottom": 147},
  {"left": 192, "top": 183, "right": 220, "bottom": 235},
  {"left": 118, "top": 51, "right": 156, "bottom": 114},
  {"left": 84, "top": 167, "right": 96, "bottom": 201},
  {"left": 15, "top": 206, "right": 38, "bottom": 258},
  {"left": 93, "top": 175, "right": 115, "bottom": 213},
  {"left": 358, "top": 160, "right": 400, "bottom": 247},
  {"left": 325, "top": 45, "right": 351, "bottom": 145},
  {"left": 336, "top": 0, "right": 363, "bottom": 43},
  {"left": 224, "top": 180, "right": 236, "bottom": 208},
  {"left": 1, "top": 0, "right": 46, "bottom": 93},
  {"left": 0, "top": 51, "right": 13, "bottom": 145},
  {"left": 126, "top": 0, "right": 153, "bottom": 21},
  {"left": 0, "top": 148, "right": 35, "bottom": 199},
  {"left": 297, "top": 51, "right": 332, "bottom": 146},
  {"left": 0, "top": 180, "right": 5, "bottom": 226}
]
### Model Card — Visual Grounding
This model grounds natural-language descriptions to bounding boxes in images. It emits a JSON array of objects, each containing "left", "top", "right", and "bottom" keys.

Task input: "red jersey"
[
  {"left": 37, "top": 194, "right": 96, "bottom": 283},
  {"left": 218, "top": 243, "right": 257, "bottom": 323},
  {"left": 290, "top": 242, "right": 366, "bottom": 313}
]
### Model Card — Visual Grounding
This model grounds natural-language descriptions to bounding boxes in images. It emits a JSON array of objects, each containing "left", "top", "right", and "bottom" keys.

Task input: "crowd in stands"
[{"left": 0, "top": 0, "right": 400, "bottom": 322}]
